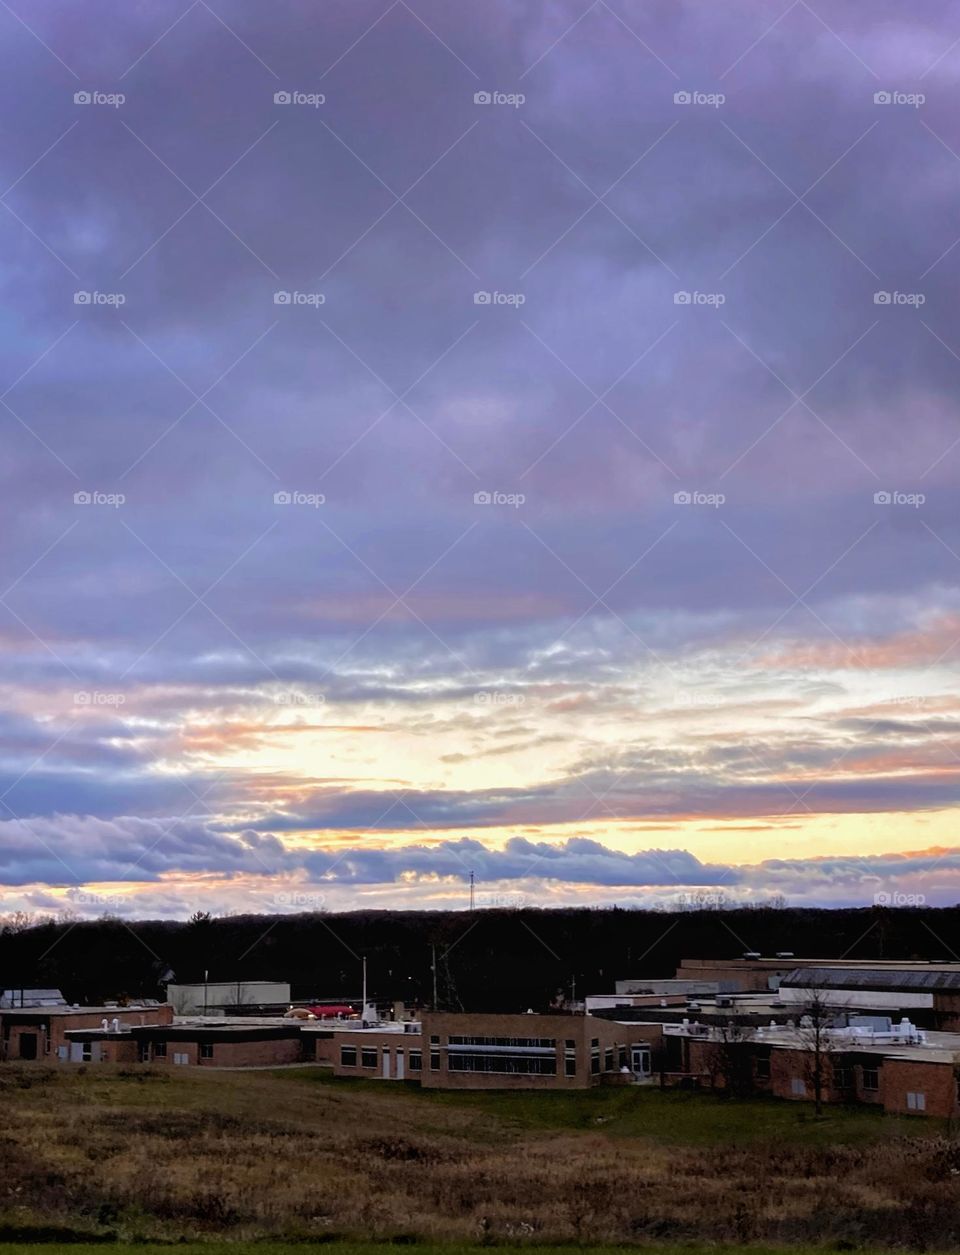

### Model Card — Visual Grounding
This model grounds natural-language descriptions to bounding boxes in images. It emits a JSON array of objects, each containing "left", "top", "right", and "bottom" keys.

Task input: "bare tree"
[
  {"left": 796, "top": 986, "right": 837, "bottom": 1117},
  {"left": 705, "top": 1018, "right": 754, "bottom": 1097}
]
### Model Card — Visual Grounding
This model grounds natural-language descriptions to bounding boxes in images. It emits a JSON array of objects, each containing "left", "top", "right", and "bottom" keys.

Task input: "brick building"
[
  {"left": 419, "top": 1011, "right": 663, "bottom": 1089},
  {"left": 661, "top": 1019, "right": 960, "bottom": 1118},
  {"left": 0, "top": 1003, "right": 173, "bottom": 1061},
  {"left": 132, "top": 1020, "right": 304, "bottom": 1066}
]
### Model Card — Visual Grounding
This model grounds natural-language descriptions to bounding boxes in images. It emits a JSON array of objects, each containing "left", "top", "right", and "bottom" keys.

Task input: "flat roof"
[
  {"left": 679, "top": 958, "right": 960, "bottom": 970},
  {"left": 299, "top": 1021, "right": 417, "bottom": 1035},
  {"left": 664, "top": 1021, "right": 960, "bottom": 1062},
  {"left": 0, "top": 1005, "right": 166, "bottom": 1017}
]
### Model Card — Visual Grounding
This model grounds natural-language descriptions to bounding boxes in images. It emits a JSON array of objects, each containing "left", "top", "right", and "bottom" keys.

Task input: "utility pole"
[{"left": 469, "top": 871, "right": 475, "bottom": 911}]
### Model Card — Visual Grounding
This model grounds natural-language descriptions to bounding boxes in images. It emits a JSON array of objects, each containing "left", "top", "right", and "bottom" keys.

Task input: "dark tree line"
[{"left": 0, "top": 903, "right": 955, "bottom": 1011}]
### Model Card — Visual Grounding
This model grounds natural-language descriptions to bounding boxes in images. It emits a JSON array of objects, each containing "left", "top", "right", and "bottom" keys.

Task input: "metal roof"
[
  {"left": 0, "top": 989, "right": 66, "bottom": 1007},
  {"left": 782, "top": 967, "right": 960, "bottom": 992}
]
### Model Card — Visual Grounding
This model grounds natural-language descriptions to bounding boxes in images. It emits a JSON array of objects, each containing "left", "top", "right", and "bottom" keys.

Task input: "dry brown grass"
[{"left": 1, "top": 1065, "right": 959, "bottom": 1247}]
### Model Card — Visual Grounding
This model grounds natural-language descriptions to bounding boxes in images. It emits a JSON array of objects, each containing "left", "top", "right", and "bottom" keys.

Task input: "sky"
[{"left": 1, "top": 0, "right": 960, "bottom": 921}]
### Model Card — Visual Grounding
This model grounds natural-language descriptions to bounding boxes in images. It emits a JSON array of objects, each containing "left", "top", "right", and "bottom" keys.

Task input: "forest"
[{"left": 1, "top": 902, "right": 956, "bottom": 1010}]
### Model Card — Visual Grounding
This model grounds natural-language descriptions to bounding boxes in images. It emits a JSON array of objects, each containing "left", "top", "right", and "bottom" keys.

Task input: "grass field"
[
  {"left": 1, "top": 1064, "right": 958, "bottom": 1248},
  {"left": 0, "top": 1247, "right": 952, "bottom": 1255},
  {"left": 0, "top": 1247, "right": 942, "bottom": 1255}
]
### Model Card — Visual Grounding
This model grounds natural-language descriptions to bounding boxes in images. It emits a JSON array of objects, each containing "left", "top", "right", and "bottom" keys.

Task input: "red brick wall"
[
  {"left": 97, "top": 1039, "right": 139, "bottom": 1064},
  {"left": 881, "top": 1059, "right": 957, "bottom": 1117},
  {"left": 146, "top": 1037, "right": 302, "bottom": 1067}
]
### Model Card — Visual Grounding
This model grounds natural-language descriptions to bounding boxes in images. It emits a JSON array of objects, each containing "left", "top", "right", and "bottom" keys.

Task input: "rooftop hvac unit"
[
  {"left": 775, "top": 952, "right": 794, "bottom": 958},
  {"left": 743, "top": 951, "right": 761, "bottom": 959}
]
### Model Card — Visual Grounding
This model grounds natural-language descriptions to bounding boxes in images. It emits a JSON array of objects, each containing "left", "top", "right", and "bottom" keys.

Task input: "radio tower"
[{"left": 469, "top": 870, "right": 475, "bottom": 911}]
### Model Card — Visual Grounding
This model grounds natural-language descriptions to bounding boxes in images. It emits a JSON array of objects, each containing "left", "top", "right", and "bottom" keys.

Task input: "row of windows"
[
  {"left": 447, "top": 1035, "right": 557, "bottom": 1049},
  {"left": 448, "top": 1053, "right": 558, "bottom": 1075},
  {"left": 789, "top": 1067, "right": 881, "bottom": 1096},
  {"left": 339, "top": 1045, "right": 422, "bottom": 1071}
]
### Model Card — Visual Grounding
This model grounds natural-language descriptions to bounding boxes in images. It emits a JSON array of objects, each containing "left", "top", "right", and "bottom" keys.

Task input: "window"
[
  {"left": 604, "top": 1047, "right": 614, "bottom": 1073},
  {"left": 755, "top": 1056, "right": 770, "bottom": 1080},
  {"left": 791, "top": 1077, "right": 805, "bottom": 1096},
  {"left": 590, "top": 1038, "right": 600, "bottom": 1076},
  {"left": 430, "top": 1035, "right": 439, "bottom": 1044},
  {"left": 861, "top": 1067, "right": 879, "bottom": 1092},
  {"left": 139, "top": 1042, "right": 151, "bottom": 1063},
  {"left": 173, "top": 1052, "right": 189, "bottom": 1066},
  {"left": 565, "top": 1041, "right": 577, "bottom": 1078},
  {"left": 81, "top": 1042, "right": 92, "bottom": 1062},
  {"left": 907, "top": 1091, "right": 926, "bottom": 1111},
  {"left": 199, "top": 1043, "right": 213, "bottom": 1060},
  {"left": 340, "top": 1046, "right": 357, "bottom": 1067},
  {"left": 153, "top": 1041, "right": 166, "bottom": 1058},
  {"left": 834, "top": 1067, "right": 854, "bottom": 1090},
  {"left": 430, "top": 1052, "right": 441, "bottom": 1071},
  {"left": 409, "top": 1051, "right": 422, "bottom": 1071},
  {"left": 361, "top": 1048, "right": 378, "bottom": 1069}
]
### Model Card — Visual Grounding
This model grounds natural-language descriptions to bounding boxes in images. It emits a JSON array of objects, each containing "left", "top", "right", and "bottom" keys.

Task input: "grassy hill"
[{"left": 0, "top": 1064, "right": 957, "bottom": 1248}]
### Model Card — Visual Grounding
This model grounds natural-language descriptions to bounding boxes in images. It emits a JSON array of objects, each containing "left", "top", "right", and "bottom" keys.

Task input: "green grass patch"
[{"left": 278, "top": 1067, "right": 944, "bottom": 1146}]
